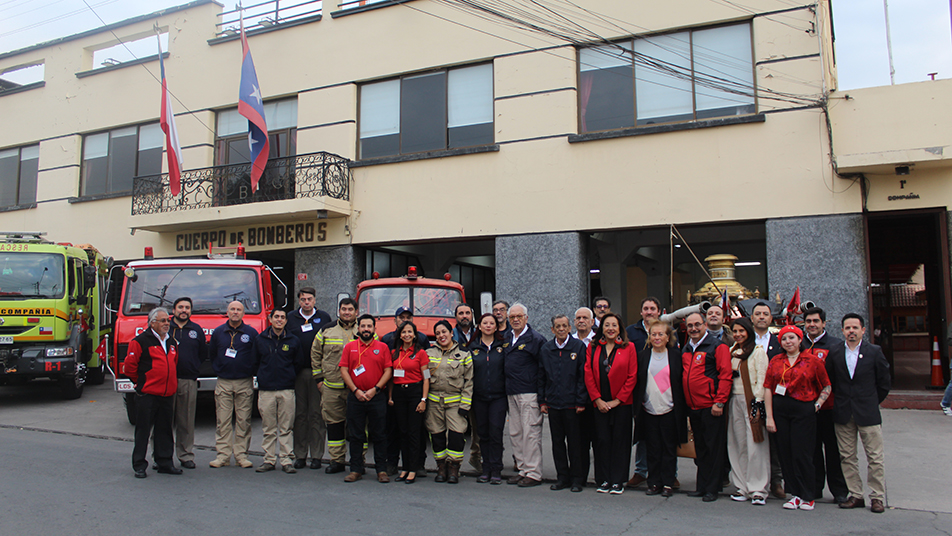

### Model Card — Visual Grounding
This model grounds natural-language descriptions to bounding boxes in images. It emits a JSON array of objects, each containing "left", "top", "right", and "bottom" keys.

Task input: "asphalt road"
[{"left": 0, "top": 380, "right": 949, "bottom": 536}]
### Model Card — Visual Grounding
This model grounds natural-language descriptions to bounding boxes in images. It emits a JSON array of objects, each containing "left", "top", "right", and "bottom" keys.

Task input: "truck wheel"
[
  {"left": 87, "top": 363, "right": 105, "bottom": 385},
  {"left": 124, "top": 392, "right": 137, "bottom": 425},
  {"left": 59, "top": 373, "right": 84, "bottom": 400}
]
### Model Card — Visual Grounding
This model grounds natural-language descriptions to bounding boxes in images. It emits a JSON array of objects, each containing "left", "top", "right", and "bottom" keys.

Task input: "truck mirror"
[
  {"left": 337, "top": 293, "right": 350, "bottom": 308},
  {"left": 480, "top": 291, "right": 494, "bottom": 316},
  {"left": 83, "top": 265, "right": 97, "bottom": 292}
]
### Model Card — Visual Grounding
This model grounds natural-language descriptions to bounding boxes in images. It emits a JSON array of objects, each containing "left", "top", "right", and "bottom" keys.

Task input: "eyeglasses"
[
  {"left": 154, "top": 318, "right": 170, "bottom": 323},
  {"left": 508, "top": 314, "right": 526, "bottom": 320},
  {"left": 594, "top": 305, "right": 610, "bottom": 310}
]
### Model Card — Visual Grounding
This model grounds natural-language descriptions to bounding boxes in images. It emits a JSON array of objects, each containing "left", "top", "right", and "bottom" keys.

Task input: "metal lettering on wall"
[{"left": 175, "top": 222, "right": 328, "bottom": 252}]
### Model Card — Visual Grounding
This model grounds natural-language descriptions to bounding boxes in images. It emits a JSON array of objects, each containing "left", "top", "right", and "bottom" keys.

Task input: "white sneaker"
[
  {"left": 730, "top": 493, "right": 748, "bottom": 502},
  {"left": 751, "top": 496, "right": 766, "bottom": 506},
  {"left": 799, "top": 500, "right": 815, "bottom": 510},
  {"left": 942, "top": 405, "right": 952, "bottom": 416},
  {"left": 783, "top": 496, "right": 802, "bottom": 510}
]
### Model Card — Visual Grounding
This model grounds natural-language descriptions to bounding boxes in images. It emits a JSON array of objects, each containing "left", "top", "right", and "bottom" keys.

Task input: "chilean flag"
[
  {"left": 157, "top": 34, "right": 183, "bottom": 196},
  {"left": 238, "top": 18, "right": 269, "bottom": 193}
]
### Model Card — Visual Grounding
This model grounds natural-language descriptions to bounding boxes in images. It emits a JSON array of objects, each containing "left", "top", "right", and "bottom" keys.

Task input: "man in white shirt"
[{"left": 573, "top": 307, "right": 595, "bottom": 347}]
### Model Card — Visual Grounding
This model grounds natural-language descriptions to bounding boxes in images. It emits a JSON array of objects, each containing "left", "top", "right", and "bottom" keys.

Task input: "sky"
[{"left": 0, "top": 0, "right": 950, "bottom": 90}]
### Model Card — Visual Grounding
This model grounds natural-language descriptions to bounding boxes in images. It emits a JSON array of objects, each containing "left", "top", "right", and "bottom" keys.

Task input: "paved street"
[{"left": 0, "top": 380, "right": 949, "bottom": 535}]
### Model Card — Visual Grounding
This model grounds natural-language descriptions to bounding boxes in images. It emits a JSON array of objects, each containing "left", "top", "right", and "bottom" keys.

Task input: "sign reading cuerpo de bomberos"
[{"left": 165, "top": 220, "right": 346, "bottom": 255}]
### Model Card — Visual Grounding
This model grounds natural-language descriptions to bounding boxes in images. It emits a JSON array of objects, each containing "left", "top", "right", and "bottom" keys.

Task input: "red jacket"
[
  {"left": 681, "top": 334, "right": 731, "bottom": 410},
  {"left": 124, "top": 330, "right": 178, "bottom": 397},
  {"left": 584, "top": 340, "right": 638, "bottom": 405}
]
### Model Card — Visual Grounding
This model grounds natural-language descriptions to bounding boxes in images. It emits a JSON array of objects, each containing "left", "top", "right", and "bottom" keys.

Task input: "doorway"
[{"left": 867, "top": 209, "right": 951, "bottom": 390}]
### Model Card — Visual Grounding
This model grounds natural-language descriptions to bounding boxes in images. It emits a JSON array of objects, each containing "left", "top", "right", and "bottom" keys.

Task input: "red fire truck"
[
  {"left": 355, "top": 266, "right": 465, "bottom": 338},
  {"left": 108, "top": 246, "right": 286, "bottom": 423}
]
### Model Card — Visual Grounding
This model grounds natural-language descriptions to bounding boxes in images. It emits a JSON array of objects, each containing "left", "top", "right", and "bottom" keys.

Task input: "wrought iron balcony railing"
[{"left": 131, "top": 151, "right": 350, "bottom": 216}]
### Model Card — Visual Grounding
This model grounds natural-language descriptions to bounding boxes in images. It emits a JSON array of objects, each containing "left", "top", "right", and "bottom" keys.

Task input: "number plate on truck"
[
  {"left": 0, "top": 336, "right": 12, "bottom": 344},
  {"left": 115, "top": 379, "right": 135, "bottom": 392}
]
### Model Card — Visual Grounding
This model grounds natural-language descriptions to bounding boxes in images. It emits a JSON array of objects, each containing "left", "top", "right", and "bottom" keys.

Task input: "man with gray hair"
[
  {"left": 124, "top": 307, "right": 179, "bottom": 478},
  {"left": 208, "top": 301, "right": 259, "bottom": 468},
  {"left": 503, "top": 303, "right": 547, "bottom": 487},
  {"left": 572, "top": 307, "right": 595, "bottom": 347}
]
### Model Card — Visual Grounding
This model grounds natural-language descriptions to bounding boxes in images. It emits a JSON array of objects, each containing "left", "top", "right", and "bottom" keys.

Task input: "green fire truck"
[{"left": 0, "top": 232, "right": 113, "bottom": 399}]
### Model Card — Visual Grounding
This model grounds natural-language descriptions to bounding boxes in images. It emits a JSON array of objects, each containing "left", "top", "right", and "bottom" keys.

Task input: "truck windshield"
[
  {"left": 358, "top": 286, "right": 462, "bottom": 318},
  {"left": 122, "top": 267, "right": 261, "bottom": 315},
  {"left": 0, "top": 253, "right": 65, "bottom": 299}
]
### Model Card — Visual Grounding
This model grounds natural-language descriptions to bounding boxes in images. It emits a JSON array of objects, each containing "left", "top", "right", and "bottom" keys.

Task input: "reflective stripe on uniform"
[
  {"left": 460, "top": 396, "right": 472, "bottom": 405},
  {"left": 446, "top": 449, "right": 464, "bottom": 460},
  {"left": 433, "top": 449, "right": 447, "bottom": 459},
  {"left": 323, "top": 380, "right": 345, "bottom": 389}
]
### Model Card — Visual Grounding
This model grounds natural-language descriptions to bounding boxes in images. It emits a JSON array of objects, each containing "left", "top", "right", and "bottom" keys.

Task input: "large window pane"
[
  {"left": 108, "top": 127, "right": 137, "bottom": 193},
  {"left": 693, "top": 24, "right": 755, "bottom": 118},
  {"left": 217, "top": 108, "right": 247, "bottom": 137},
  {"left": 635, "top": 32, "right": 694, "bottom": 125},
  {"left": 448, "top": 64, "right": 493, "bottom": 148},
  {"left": 83, "top": 132, "right": 109, "bottom": 196},
  {"left": 0, "top": 149, "right": 18, "bottom": 207},
  {"left": 137, "top": 123, "right": 164, "bottom": 177},
  {"left": 580, "top": 43, "right": 634, "bottom": 132},
  {"left": 400, "top": 72, "right": 446, "bottom": 154},
  {"left": 360, "top": 79, "right": 400, "bottom": 158},
  {"left": 17, "top": 146, "right": 38, "bottom": 205}
]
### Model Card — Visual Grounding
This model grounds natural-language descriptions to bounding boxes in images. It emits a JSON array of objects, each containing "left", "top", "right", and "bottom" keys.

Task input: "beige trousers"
[
  {"left": 835, "top": 418, "right": 886, "bottom": 501},
  {"left": 508, "top": 393, "right": 544, "bottom": 481},
  {"left": 214, "top": 378, "right": 254, "bottom": 462},
  {"left": 727, "top": 394, "right": 769, "bottom": 498},
  {"left": 259, "top": 389, "right": 295, "bottom": 466},
  {"left": 173, "top": 378, "right": 197, "bottom": 462}
]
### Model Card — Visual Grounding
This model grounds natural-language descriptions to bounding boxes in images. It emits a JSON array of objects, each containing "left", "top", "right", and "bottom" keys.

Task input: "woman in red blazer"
[{"left": 585, "top": 313, "right": 638, "bottom": 495}]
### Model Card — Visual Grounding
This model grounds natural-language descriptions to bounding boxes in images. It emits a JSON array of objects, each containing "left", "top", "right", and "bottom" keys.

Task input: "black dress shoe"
[
  {"left": 157, "top": 466, "right": 183, "bottom": 475},
  {"left": 394, "top": 473, "right": 408, "bottom": 482},
  {"left": 180, "top": 461, "right": 196, "bottom": 469},
  {"left": 550, "top": 481, "right": 570, "bottom": 491},
  {"left": 661, "top": 487, "right": 674, "bottom": 498},
  {"left": 405, "top": 476, "right": 416, "bottom": 485},
  {"left": 687, "top": 490, "right": 704, "bottom": 498},
  {"left": 293, "top": 459, "right": 307, "bottom": 469},
  {"left": 325, "top": 461, "right": 346, "bottom": 474},
  {"left": 702, "top": 493, "right": 717, "bottom": 502},
  {"left": 134, "top": 469, "right": 147, "bottom": 479},
  {"left": 309, "top": 459, "right": 322, "bottom": 470},
  {"left": 646, "top": 485, "right": 662, "bottom": 495},
  {"left": 570, "top": 484, "right": 583, "bottom": 493}
]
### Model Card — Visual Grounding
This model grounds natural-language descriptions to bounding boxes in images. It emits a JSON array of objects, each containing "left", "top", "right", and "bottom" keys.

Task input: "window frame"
[
  {"left": 576, "top": 21, "right": 757, "bottom": 134},
  {"left": 357, "top": 62, "right": 495, "bottom": 160},
  {"left": 79, "top": 122, "right": 163, "bottom": 198},
  {"left": 0, "top": 144, "right": 39, "bottom": 208}
]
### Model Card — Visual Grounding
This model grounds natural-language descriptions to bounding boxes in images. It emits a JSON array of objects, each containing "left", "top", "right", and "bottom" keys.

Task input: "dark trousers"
[
  {"left": 773, "top": 395, "right": 817, "bottom": 502},
  {"left": 814, "top": 408, "right": 848, "bottom": 499},
  {"left": 386, "top": 403, "right": 401, "bottom": 467},
  {"left": 548, "top": 407, "right": 584, "bottom": 486},
  {"left": 643, "top": 410, "right": 679, "bottom": 488},
  {"left": 592, "top": 404, "right": 633, "bottom": 486},
  {"left": 578, "top": 404, "right": 594, "bottom": 484},
  {"left": 346, "top": 391, "right": 387, "bottom": 473},
  {"left": 392, "top": 382, "right": 425, "bottom": 472},
  {"left": 132, "top": 393, "right": 174, "bottom": 472},
  {"left": 472, "top": 396, "right": 507, "bottom": 474},
  {"left": 688, "top": 406, "right": 727, "bottom": 495}
]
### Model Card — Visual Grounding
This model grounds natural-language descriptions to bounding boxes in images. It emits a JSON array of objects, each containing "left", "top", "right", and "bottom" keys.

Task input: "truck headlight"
[{"left": 46, "top": 347, "right": 75, "bottom": 357}]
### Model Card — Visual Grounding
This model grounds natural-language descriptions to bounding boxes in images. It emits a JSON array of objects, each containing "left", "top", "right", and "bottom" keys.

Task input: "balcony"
[{"left": 130, "top": 151, "right": 352, "bottom": 233}]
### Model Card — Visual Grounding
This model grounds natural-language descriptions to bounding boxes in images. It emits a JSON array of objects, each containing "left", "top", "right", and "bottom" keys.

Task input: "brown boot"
[
  {"left": 447, "top": 460, "right": 460, "bottom": 484},
  {"left": 435, "top": 459, "right": 447, "bottom": 483}
]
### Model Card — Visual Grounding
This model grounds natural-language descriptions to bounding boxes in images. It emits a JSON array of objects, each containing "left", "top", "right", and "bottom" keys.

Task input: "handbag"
[
  {"left": 740, "top": 360, "right": 766, "bottom": 443},
  {"left": 677, "top": 421, "right": 696, "bottom": 458}
]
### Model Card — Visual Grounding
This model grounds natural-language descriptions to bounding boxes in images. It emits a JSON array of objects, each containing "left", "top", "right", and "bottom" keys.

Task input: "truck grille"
[{"left": 0, "top": 327, "right": 30, "bottom": 335}]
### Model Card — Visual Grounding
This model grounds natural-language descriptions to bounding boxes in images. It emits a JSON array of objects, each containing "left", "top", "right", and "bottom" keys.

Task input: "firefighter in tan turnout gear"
[
  {"left": 425, "top": 320, "right": 474, "bottom": 484},
  {"left": 312, "top": 297, "right": 359, "bottom": 474}
]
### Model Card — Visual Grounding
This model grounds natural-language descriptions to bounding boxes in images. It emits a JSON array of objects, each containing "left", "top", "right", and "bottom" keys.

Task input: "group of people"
[{"left": 124, "top": 289, "right": 891, "bottom": 514}]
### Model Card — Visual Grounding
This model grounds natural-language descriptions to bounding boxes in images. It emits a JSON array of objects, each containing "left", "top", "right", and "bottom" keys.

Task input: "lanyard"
[
  {"left": 780, "top": 356, "right": 798, "bottom": 386},
  {"left": 356, "top": 341, "right": 374, "bottom": 369},
  {"left": 228, "top": 330, "right": 237, "bottom": 350},
  {"left": 396, "top": 347, "right": 414, "bottom": 369}
]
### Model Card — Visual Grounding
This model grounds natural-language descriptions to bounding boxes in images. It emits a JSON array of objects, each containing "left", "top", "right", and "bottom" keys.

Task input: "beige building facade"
[{"left": 0, "top": 0, "right": 948, "bottom": 387}]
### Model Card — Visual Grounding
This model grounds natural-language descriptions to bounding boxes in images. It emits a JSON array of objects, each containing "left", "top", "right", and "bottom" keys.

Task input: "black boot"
[
  {"left": 435, "top": 459, "right": 447, "bottom": 483},
  {"left": 447, "top": 460, "right": 460, "bottom": 484}
]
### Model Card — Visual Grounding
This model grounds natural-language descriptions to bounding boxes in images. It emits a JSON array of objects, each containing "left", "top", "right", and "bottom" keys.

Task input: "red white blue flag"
[
  {"left": 157, "top": 34, "right": 183, "bottom": 196},
  {"left": 719, "top": 289, "right": 729, "bottom": 310},
  {"left": 238, "top": 16, "right": 269, "bottom": 193}
]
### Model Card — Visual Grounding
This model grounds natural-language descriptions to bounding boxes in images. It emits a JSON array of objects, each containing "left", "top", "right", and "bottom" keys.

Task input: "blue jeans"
[{"left": 942, "top": 373, "right": 952, "bottom": 407}]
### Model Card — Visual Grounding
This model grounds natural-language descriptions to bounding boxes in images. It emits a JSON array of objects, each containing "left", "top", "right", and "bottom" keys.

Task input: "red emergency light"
[
  {"left": 444, "top": 273, "right": 452, "bottom": 281},
  {"left": 144, "top": 247, "right": 154, "bottom": 260},
  {"left": 407, "top": 266, "right": 419, "bottom": 280},
  {"left": 237, "top": 243, "right": 245, "bottom": 259},
  {"left": 372, "top": 271, "right": 380, "bottom": 280}
]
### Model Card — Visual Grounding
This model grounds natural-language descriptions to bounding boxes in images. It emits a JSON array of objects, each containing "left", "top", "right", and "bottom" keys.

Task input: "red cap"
[{"left": 777, "top": 325, "right": 803, "bottom": 341}]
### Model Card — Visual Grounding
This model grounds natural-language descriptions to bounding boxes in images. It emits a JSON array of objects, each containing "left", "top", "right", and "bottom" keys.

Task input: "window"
[
  {"left": 359, "top": 63, "right": 493, "bottom": 159},
  {"left": 82, "top": 124, "right": 163, "bottom": 196},
  {"left": 215, "top": 99, "right": 297, "bottom": 205},
  {"left": 0, "top": 145, "right": 38, "bottom": 207},
  {"left": 579, "top": 22, "right": 755, "bottom": 133}
]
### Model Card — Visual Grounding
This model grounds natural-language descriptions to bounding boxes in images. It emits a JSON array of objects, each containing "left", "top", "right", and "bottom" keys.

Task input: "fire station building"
[{"left": 1, "top": 0, "right": 950, "bottom": 390}]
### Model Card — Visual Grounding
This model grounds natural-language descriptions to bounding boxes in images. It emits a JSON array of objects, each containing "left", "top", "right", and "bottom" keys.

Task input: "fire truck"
[
  {"left": 355, "top": 266, "right": 466, "bottom": 338},
  {"left": 0, "top": 232, "right": 112, "bottom": 399},
  {"left": 108, "top": 245, "right": 286, "bottom": 424}
]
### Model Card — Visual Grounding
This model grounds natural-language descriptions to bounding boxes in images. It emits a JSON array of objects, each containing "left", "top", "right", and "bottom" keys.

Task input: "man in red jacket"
[
  {"left": 682, "top": 312, "right": 732, "bottom": 501},
  {"left": 124, "top": 307, "right": 179, "bottom": 479}
]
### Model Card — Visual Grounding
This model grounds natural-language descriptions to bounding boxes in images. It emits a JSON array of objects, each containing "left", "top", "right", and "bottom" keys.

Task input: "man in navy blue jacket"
[
  {"left": 208, "top": 301, "right": 258, "bottom": 469},
  {"left": 538, "top": 314, "right": 588, "bottom": 492},
  {"left": 504, "top": 303, "right": 547, "bottom": 487},
  {"left": 169, "top": 297, "right": 206, "bottom": 470},
  {"left": 255, "top": 309, "right": 304, "bottom": 473}
]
